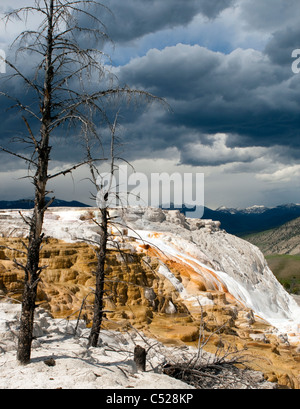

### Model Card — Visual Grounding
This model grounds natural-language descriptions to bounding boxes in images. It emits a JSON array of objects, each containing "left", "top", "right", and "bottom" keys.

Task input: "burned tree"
[
  {"left": 83, "top": 111, "right": 160, "bottom": 347},
  {"left": 84, "top": 113, "right": 126, "bottom": 348},
  {"left": 0, "top": 0, "right": 155, "bottom": 364},
  {"left": 85, "top": 142, "right": 110, "bottom": 348}
]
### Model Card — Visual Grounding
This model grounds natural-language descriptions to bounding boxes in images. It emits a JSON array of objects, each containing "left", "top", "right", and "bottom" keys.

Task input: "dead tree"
[
  {"left": 84, "top": 111, "right": 158, "bottom": 347},
  {"left": 0, "top": 0, "right": 160, "bottom": 364},
  {"left": 84, "top": 113, "right": 122, "bottom": 348}
]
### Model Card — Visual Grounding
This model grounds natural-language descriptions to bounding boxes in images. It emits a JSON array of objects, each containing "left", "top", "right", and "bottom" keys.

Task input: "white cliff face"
[
  {"left": 118, "top": 207, "right": 300, "bottom": 342},
  {"left": 1, "top": 206, "right": 300, "bottom": 343},
  {"left": 130, "top": 228, "right": 300, "bottom": 341},
  {"left": 191, "top": 230, "right": 300, "bottom": 326}
]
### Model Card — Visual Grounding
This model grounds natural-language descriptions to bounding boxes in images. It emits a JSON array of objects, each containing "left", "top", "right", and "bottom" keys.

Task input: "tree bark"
[
  {"left": 88, "top": 208, "right": 108, "bottom": 348},
  {"left": 17, "top": 283, "right": 38, "bottom": 363}
]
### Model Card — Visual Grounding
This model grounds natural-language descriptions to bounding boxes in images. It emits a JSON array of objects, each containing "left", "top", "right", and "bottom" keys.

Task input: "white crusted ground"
[{"left": 0, "top": 302, "right": 195, "bottom": 390}]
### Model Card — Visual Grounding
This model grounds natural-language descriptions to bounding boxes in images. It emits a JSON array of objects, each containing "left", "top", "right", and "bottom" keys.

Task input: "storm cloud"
[
  {"left": 103, "top": 0, "right": 235, "bottom": 43},
  {"left": 116, "top": 43, "right": 300, "bottom": 163},
  {"left": 0, "top": 0, "right": 300, "bottom": 207}
]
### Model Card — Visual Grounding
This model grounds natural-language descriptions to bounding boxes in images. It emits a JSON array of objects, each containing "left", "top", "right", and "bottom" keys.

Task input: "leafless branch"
[
  {"left": 0, "top": 245, "right": 26, "bottom": 255},
  {"left": 0, "top": 145, "right": 37, "bottom": 167},
  {"left": 18, "top": 211, "right": 32, "bottom": 227},
  {"left": 48, "top": 159, "right": 107, "bottom": 180}
]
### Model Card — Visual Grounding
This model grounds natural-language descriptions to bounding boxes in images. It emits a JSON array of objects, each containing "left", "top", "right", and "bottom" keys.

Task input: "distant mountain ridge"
[
  {"left": 2, "top": 199, "right": 300, "bottom": 237},
  {"left": 215, "top": 204, "right": 269, "bottom": 215},
  {"left": 203, "top": 203, "right": 300, "bottom": 236},
  {"left": 0, "top": 198, "right": 90, "bottom": 210}
]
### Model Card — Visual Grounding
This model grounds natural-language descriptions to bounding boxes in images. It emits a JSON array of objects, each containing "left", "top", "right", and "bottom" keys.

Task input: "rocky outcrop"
[{"left": 0, "top": 207, "right": 300, "bottom": 388}]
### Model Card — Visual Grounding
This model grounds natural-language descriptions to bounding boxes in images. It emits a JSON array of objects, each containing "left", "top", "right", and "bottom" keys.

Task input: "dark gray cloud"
[
  {"left": 1, "top": 0, "right": 300, "bottom": 193},
  {"left": 116, "top": 43, "right": 300, "bottom": 167},
  {"left": 265, "top": 24, "right": 300, "bottom": 67},
  {"left": 102, "top": 0, "right": 235, "bottom": 43},
  {"left": 0, "top": 0, "right": 300, "bottom": 209},
  {"left": 2, "top": 38, "right": 300, "bottom": 172},
  {"left": 240, "top": 0, "right": 300, "bottom": 33}
]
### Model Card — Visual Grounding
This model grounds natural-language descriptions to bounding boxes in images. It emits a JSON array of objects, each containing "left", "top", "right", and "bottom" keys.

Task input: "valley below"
[{"left": 244, "top": 218, "right": 300, "bottom": 297}]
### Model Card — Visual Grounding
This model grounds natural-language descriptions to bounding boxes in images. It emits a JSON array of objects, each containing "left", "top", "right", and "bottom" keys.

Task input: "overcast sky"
[{"left": 1, "top": 0, "right": 300, "bottom": 209}]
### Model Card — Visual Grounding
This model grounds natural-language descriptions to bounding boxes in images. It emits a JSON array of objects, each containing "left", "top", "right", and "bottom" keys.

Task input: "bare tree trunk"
[
  {"left": 17, "top": 0, "right": 54, "bottom": 365},
  {"left": 16, "top": 270, "right": 40, "bottom": 364},
  {"left": 88, "top": 208, "right": 108, "bottom": 347},
  {"left": 16, "top": 182, "right": 49, "bottom": 364}
]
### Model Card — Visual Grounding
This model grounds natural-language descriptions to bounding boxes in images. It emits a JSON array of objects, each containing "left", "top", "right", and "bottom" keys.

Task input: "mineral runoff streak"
[{"left": 106, "top": 392, "right": 194, "bottom": 406}]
